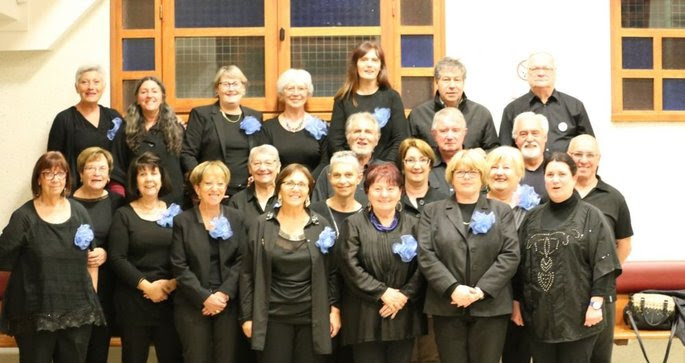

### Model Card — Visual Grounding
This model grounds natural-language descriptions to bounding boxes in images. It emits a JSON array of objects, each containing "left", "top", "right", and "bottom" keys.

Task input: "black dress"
[
  {"left": 48, "top": 105, "right": 124, "bottom": 187},
  {"left": 0, "top": 199, "right": 105, "bottom": 336},
  {"left": 111, "top": 123, "right": 185, "bottom": 205},
  {"left": 260, "top": 116, "right": 329, "bottom": 179}
]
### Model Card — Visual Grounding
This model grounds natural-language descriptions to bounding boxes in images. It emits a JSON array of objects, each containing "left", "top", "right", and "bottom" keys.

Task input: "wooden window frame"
[
  {"left": 110, "top": 0, "right": 444, "bottom": 119},
  {"left": 610, "top": 0, "right": 685, "bottom": 122}
]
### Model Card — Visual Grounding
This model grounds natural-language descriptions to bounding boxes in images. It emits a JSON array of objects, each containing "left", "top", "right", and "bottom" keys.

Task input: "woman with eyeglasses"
[
  {"left": 0, "top": 151, "right": 105, "bottom": 362},
  {"left": 328, "top": 41, "right": 408, "bottom": 162},
  {"left": 182, "top": 65, "right": 264, "bottom": 197},
  {"left": 260, "top": 69, "right": 329, "bottom": 179},
  {"left": 228, "top": 145, "right": 281, "bottom": 226},
  {"left": 240, "top": 164, "right": 340, "bottom": 363},
  {"left": 513, "top": 153, "right": 620, "bottom": 363},
  {"left": 417, "top": 149, "right": 519, "bottom": 363},
  {"left": 71, "top": 147, "right": 126, "bottom": 363},
  {"left": 397, "top": 138, "right": 446, "bottom": 218},
  {"left": 48, "top": 65, "right": 124, "bottom": 188},
  {"left": 338, "top": 162, "right": 425, "bottom": 363}
]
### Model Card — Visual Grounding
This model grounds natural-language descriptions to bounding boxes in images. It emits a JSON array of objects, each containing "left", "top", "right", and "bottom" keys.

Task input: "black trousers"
[
  {"left": 15, "top": 325, "right": 92, "bottom": 363},
  {"left": 590, "top": 301, "right": 615, "bottom": 363},
  {"left": 530, "top": 334, "right": 598, "bottom": 363},
  {"left": 433, "top": 314, "right": 509, "bottom": 363},
  {"left": 120, "top": 320, "right": 183, "bottom": 363},
  {"left": 352, "top": 338, "right": 414, "bottom": 363},
  {"left": 501, "top": 320, "right": 533, "bottom": 363},
  {"left": 257, "top": 320, "right": 325, "bottom": 363},
  {"left": 174, "top": 302, "right": 241, "bottom": 363}
]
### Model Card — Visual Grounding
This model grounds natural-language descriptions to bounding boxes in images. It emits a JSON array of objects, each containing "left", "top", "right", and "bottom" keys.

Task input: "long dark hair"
[
  {"left": 125, "top": 76, "right": 183, "bottom": 156},
  {"left": 334, "top": 41, "right": 392, "bottom": 105}
]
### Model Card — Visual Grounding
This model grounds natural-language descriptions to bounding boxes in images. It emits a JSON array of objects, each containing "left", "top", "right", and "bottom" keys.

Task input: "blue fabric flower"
[
  {"left": 209, "top": 215, "right": 233, "bottom": 240},
  {"left": 74, "top": 224, "right": 94, "bottom": 250},
  {"left": 240, "top": 115, "right": 261, "bottom": 135},
  {"left": 517, "top": 184, "right": 541, "bottom": 211},
  {"left": 315, "top": 226, "right": 336, "bottom": 254},
  {"left": 392, "top": 235, "right": 418, "bottom": 262},
  {"left": 373, "top": 107, "right": 391, "bottom": 128},
  {"left": 304, "top": 115, "right": 328, "bottom": 140},
  {"left": 156, "top": 203, "right": 181, "bottom": 228},
  {"left": 107, "top": 117, "right": 122, "bottom": 141},
  {"left": 469, "top": 211, "right": 495, "bottom": 234}
]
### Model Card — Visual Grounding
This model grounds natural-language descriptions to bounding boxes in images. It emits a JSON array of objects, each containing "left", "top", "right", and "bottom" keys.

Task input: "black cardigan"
[
  {"left": 170, "top": 205, "right": 245, "bottom": 309},
  {"left": 239, "top": 210, "right": 339, "bottom": 354}
]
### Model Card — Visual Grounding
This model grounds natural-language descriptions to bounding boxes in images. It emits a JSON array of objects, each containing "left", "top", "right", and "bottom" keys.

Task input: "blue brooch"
[
  {"left": 469, "top": 211, "right": 495, "bottom": 234},
  {"left": 315, "top": 226, "right": 336, "bottom": 254},
  {"left": 304, "top": 115, "right": 328, "bottom": 140},
  {"left": 74, "top": 224, "right": 94, "bottom": 250},
  {"left": 209, "top": 215, "right": 233, "bottom": 240},
  {"left": 392, "top": 235, "right": 418, "bottom": 262},
  {"left": 107, "top": 117, "right": 122, "bottom": 141},
  {"left": 373, "top": 107, "right": 391, "bottom": 128},
  {"left": 156, "top": 203, "right": 181, "bottom": 228},
  {"left": 517, "top": 184, "right": 541, "bottom": 211},
  {"left": 240, "top": 115, "right": 261, "bottom": 135}
]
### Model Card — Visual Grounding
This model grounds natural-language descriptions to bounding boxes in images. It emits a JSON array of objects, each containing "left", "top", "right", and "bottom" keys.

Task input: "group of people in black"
[{"left": 0, "top": 41, "right": 633, "bottom": 363}]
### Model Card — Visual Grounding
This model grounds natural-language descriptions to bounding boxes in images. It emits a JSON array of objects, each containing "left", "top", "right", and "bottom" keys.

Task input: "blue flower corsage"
[
  {"left": 517, "top": 184, "right": 541, "bottom": 211},
  {"left": 315, "top": 226, "right": 336, "bottom": 254},
  {"left": 304, "top": 115, "right": 328, "bottom": 140},
  {"left": 156, "top": 203, "right": 181, "bottom": 228},
  {"left": 209, "top": 215, "right": 233, "bottom": 240},
  {"left": 373, "top": 107, "right": 391, "bottom": 128},
  {"left": 74, "top": 224, "right": 94, "bottom": 250},
  {"left": 240, "top": 115, "right": 261, "bottom": 135},
  {"left": 392, "top": 235, "right": 418, "bottom": 262},
  {"left": 469, "top": 211, "right": 495, "bottom": 234},
  {"left": 107, "top": 117, "right": 122, "bottom": 141}
]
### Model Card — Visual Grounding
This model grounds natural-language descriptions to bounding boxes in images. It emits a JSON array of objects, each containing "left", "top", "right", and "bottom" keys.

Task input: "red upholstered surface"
[{"left": 616, "top": 261, "right": 685, "bottom": 294}]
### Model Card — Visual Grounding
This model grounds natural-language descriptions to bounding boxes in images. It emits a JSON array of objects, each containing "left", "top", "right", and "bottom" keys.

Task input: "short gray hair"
[
  {"left": 431, "top": 107, "right": 466, "bottom": 130},
  {"left": 276, "top": 68, "right": 314, "bottom": 97},
  {"left": 329, "top": 151, "right": 361, "bottom": 174},
  {"left": 75, "top": 64, "right": 106, "bottom": 84},
  {"left": 345, "top": 112, "right": 380, "bottom": 137},
  {"left": 434, "top": 57, "right": 466, "bottom": 80},
  {"left": 248, "top": 144, "right": 280, "bottom": 164},
  {"left": 512, "top": 111, "right": 549, "bottom": 138}
]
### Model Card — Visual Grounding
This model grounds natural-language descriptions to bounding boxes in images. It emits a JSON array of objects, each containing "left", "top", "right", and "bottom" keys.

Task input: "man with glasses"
[
  {"left": 428, "top": 107, "right": 469, "bottom": 196},
  {"left": 408, "top": 57, "right": 499, "bottom": 152},
  {"left": 568, "top": 134, "right": 633, "bottom": 363},
  {"left": 500, "top": 52, "right": 593, "bottom": 152},
  {"left": 512, "top": 111, "right": 550, "bottom": 201}
]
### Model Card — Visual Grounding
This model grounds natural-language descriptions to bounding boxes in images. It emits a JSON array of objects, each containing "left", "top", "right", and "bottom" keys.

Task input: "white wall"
[
  {"left": 446, "top": 0, "right": 685, "bottom": 261},
  {"left": 0, "top": 0, "right": 682, "bottom": 261}
]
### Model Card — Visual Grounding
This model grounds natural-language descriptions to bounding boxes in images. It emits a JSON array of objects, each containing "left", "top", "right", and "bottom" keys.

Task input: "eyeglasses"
[
  {"left": 218, "top": 81, "right": 241, "bottom": 89},
  {"left": 250, "top": 160, "right": 277, "bottom": 168},
  {"left": 454, "top": 170, "right": 480, "bottom": 179},
  {"left": 570, "top": 152, "right": 597, "bottom": 160},
  {"left": 404, "top": 158, "right": 430, "bottom": 166},
  {"left": 282, "top": 181, "right": 308, "bottom": 190},
  {"left": 41, "top": 170, "right": 67, "bottom": 181},
  {"left": 84, "top": 166, "right": 109, "bottom": 173}
]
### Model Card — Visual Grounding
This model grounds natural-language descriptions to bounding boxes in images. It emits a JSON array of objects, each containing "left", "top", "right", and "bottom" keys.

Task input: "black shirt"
[
  {"left": 522, "top": 161, "right": 548, "bottom": 203},
  {"left": 401, "top": 186, "right": 447, "bottom": 218},
  {"left": 227, "top": 186, "right": 276, "bottom": 229},
  {"left": 581, "top": 177, "right": 633, "bottom": 240},
  {"left": 48, "top": 105, "right": 124, "bottom": 187},
  {"left": 309, "top": 201, "right": 362, "bottom": 236},
  {"left": 260, "top": 117, "right": 329, "bottom": 179},
  {"left": 500, "top": 89, "right": 594, "bottom": 152},
  {"left": 408, "top": 92, "right": 500, "bottom": 151},
  {"left": 269, "top": 232, "right": 312, "bottom": 323}
]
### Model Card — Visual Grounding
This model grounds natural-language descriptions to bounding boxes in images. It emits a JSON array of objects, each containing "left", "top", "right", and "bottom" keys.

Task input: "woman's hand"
[
  {"left": 156, "top": 278, "right": 177, "bottom": 294},
  {"left": 242, "top": 321, "right": 253, "bottom": 338},
  {"left": 202, "top": 292, "right": 228, "bottom": 316},
  {"left": 450, "top": 284, "right": 480, "bottom": 308},
  {"left": 381, "top": 288, "right": 408, "bottom": 312},
  {"left": 511, "top": 300, "right": 524, "bottom": 326},
  {"left": 584, "top": 298, "right": 604, "bottom": 327},
  {"left": 329, "top": 306, "right": 341, "bottom": 337},
  {"left": 87, "top": 247, "right": 107, "bottom": 267},
  {"left": 139, "top": 279, "right": 168, "bottom": 302}
]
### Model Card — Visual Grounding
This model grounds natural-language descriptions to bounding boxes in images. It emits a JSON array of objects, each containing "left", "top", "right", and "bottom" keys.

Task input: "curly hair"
[{"left": 125, "top": 76, "right": 183, "bottom": 156}]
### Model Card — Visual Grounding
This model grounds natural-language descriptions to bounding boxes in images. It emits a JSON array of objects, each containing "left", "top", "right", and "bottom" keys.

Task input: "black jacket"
[
  {"left": 170, "top": 205, "right": 245, "bottom": 309},
  {"left": 417, "top": 195, "right": 520, "bottom": 317},
  {"left": 239, "top": 210, "right": 340, "bottom": 354}
]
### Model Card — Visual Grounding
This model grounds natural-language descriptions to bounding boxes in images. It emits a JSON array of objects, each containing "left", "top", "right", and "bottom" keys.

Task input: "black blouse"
[
  {"left": 260, "top": 117, "right": 329, "bottom": 179},
  {"left": 48, "top": 105, "right": 124, "bottom": 187},
  {"left": 0, "top": 200, "right": 105, "bottom": 335}
]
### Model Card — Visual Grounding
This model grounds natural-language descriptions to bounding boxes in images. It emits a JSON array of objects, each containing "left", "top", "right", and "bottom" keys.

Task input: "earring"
[{"left": 396, "top": 201, "right": 403, "bottom": 212}]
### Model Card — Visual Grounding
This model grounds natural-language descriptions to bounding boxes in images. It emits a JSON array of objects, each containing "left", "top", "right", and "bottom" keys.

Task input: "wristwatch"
[{"left": 589, "top": 301, "right": 603, "bottom": 310}]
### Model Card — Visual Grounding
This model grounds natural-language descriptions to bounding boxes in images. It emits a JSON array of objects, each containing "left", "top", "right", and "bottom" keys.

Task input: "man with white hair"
[
  {"left": 428, "top": 107, "right": 469, "bottom": 196},
  {"left": 568, "top": 134, "right": 633, "bottom": 363},
  {"left": 512, "top": 111, "right": 549, "bottom": 201},
  {"left": 500, "top": 52, "right": 593, "bottom": 152}
]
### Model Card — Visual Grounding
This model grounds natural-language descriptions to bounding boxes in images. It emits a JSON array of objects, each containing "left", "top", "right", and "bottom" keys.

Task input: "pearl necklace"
[{"left": 221, "top": 111, "right": 241, "bottom": 123}]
